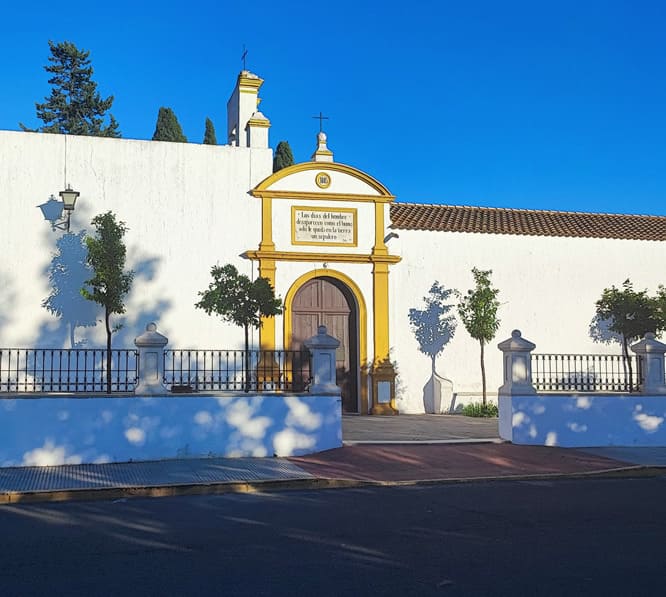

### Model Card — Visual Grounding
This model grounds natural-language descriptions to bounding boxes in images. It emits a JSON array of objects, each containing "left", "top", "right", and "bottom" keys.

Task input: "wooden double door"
[{"left": 290, "top": 277, "right": 359, "bottom": 412}]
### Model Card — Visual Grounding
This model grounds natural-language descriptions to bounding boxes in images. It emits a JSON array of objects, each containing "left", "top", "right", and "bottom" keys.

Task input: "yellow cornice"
[
  {"left": 247, "top": 118, "right": 271, "bottom": 128},
  {"left": 253, "top": 161, "right": 393, "bottom": 197},
  {"left": 244, "top": 249, "right": 401, "bottom": 265},
  {"left": 251, "top": 190, "right": 395, "bottom": 203},
  {"left": 238, "top": 73, "right": 263, "bottom": 89}
]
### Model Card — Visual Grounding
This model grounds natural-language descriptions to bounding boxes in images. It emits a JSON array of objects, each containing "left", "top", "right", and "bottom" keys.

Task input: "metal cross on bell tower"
[
  {"left": 312, "top": 111, "right": 329, "bottom": 133},
  {"left": 241, "top": 45, "right": 248, "bottom": 71}
]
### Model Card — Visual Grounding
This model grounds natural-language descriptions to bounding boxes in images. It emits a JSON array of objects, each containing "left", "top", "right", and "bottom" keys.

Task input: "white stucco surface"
[
  {"left": 0, "top": 130, "right": 272, "bottom": 350},
  {"left": 390, "top": 229, "right": 666, "bottom": 413},
  {"left": 0, "top": 393, "right": 342, "bottom": 467},
  {"left": 3, "top": 125, "right": 666, "bottom": 417},
  {"left": 500, "top": 394, "right": 666, "bottom": 447}
]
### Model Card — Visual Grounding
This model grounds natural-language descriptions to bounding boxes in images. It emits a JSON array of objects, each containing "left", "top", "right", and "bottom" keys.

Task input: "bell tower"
[{"left": 226, "top": 70, "right": 270, "bottom": 148}]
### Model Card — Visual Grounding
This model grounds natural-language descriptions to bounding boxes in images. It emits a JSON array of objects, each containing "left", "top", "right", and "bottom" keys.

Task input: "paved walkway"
[
  {"left": 342, "top": 414, "right": 499, "bottom": 443},
  {"left": 1, "top": 415, "right": 664, "bottom": 503}
]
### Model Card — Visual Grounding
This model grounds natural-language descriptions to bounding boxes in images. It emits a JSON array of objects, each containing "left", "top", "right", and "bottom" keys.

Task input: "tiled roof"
[{"left": 389, "top": 203, "right": 666, "bottom": 241}]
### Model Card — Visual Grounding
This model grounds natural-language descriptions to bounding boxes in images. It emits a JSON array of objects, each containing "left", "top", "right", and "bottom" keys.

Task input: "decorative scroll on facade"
[{"left": 291, "top": 206, "right": 357, "bottom": 247}]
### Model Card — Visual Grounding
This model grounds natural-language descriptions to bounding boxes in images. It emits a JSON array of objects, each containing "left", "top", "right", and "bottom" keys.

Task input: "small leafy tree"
[
  {"left": 21, "top": 40, "right": 120, "bottom": 137},
  {"left": 81, "top": 212, "right": 134, "bottom": 392},
  {"left": 203, "top": 117, "right": 217, "bottom": 145},
  {"left": 457, "top": 268, "right": 501, "bottom": 406},
  {"left": 152, "top": 107, "right": 187, "bottom": 142},
  {"left": 594, "top": 279, "right": 664, "bottom": 383},
  {"left": 195, "top": 264, "right": 282, "bottom": 392},
  {"left": 273, "top": 140, "right": 294, "bottom": 172},
  {"left": 408, "top": 282, "right": 457, "bottom": 375}
]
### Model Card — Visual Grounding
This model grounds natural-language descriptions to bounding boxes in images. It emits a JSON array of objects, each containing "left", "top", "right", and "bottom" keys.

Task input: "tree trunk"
[
  {"left": 622, "top": 335, "right": 634, "bottom": 393},
  {"left": 480, "top": 340, "right": 487, "bottom": 406},
  {"left": 105, "top": 307, "right": 112, "bottom": 393},
  {"left": 244, "top": 324, "right": 250, "bottom": 393}
]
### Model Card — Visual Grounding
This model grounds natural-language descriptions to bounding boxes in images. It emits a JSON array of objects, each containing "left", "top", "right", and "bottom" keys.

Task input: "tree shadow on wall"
[
  {"left": 42, "top": 231, "right": 98, "bottom": 348},
  {"left": 408, "top": 282, "right": 457, "bottom": 413},
  {"left": 0, "top": 271, "right": 16, "bottom": 340},
  {"left": 589, "top": 314, "right": 622, "bottom": 346},
  {"left": 40, "top": 232, "right": 172, "bottom": 349}
]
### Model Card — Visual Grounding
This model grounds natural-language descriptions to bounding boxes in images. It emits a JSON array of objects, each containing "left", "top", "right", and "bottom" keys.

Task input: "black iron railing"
[
  {"left": 164, "top": 349, "right": 312, "bottom": 393},
  {"left": 0, "top": 348, "right": 139, "bottom": 393},
  {"left": 531, "top": 353, "right": 641, "bottom": 393}
]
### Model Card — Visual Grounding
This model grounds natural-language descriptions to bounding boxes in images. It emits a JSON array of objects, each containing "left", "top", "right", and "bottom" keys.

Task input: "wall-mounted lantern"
[{"left": 39, "top": 185, "right": 80, "bottom": 232}]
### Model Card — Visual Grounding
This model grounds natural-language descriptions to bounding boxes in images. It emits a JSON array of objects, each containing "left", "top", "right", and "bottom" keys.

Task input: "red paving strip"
[{"left": 288, "top": 444, "right": 634, "bottom": 482}]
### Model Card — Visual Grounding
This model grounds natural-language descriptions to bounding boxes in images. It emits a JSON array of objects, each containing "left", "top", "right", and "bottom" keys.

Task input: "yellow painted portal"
[{"left": 249, "top": 160, "right": 399, "bottom": 414}]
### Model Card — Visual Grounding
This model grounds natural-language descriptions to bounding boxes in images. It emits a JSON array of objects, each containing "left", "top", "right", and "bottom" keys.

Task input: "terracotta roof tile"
[{"left": 389, "top": 203, "right": 666, "bottom": 241}]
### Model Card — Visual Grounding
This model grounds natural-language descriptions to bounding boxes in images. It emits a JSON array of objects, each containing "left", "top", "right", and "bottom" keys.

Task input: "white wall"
[
  {"left": 5, "top": 129, "right": 666, "bottom": 417},
  {"left": 391, "top": 229, "right": 666, "bottom": 413},
  {"left": 500, "top": 394, "right": 666, "bottom": 447},
  {"left": 0, "top": 393, "right": 342, "bottom": 466},
  {"left": 0, "top": 130, "right": 272, "bottom": 350}
]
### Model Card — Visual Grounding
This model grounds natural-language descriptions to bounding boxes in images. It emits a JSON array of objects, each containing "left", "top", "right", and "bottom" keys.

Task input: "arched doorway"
[{"left": 290, "top": 277, "right": 359, "bottom": 412}]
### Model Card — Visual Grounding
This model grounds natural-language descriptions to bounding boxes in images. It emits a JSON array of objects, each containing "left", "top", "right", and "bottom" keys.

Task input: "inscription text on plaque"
[{"left": 292, "top": 206, "right": 357, "bottom": 247}]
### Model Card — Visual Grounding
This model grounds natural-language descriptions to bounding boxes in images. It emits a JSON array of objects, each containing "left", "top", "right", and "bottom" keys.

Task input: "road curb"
[
  {"left": 343, "top": 438, "right": 504, "bottom": 445},
  {"left": 2, "top": 464, "right": 664, "bottom": 505}
]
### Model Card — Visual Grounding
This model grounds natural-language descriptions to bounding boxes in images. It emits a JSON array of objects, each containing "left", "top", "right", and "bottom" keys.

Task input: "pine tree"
[
  {"left": 273, "top": 140, "right": 294, "bottom": 172},
  {"left": 152, "top": 107, "right": 187, "bottom": 142},
  {"left": 20, "top": 40, "right": 120, "bottom": 137},
  {"left": 203, "top": 117, "right": 217, "bottom": 145}
]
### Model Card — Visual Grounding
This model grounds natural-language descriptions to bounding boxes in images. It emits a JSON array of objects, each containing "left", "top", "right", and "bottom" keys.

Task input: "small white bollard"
[
  {"left": 631, "top": 333, "right": 666, "bottom": 395},
  {"left": 304, "top": 325, "right": 341, "bottom": 395},
  {"left": 497, "top": 329, "right": 537, "bottom": 396},
  {"left": 134, "top": 323, "right": 169, "bottom": 395}
]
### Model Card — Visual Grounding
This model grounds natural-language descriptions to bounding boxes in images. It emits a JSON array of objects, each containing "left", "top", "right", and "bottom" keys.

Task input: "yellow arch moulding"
[
  {"left": 252, "top": 161, "right": 395, "bottom": 199},
  {"left": 281, "top": 269, "right": 369, "bottom": 413}
]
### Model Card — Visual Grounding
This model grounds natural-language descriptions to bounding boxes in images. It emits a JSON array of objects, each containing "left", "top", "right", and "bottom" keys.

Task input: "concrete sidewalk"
[{"left": 1, "top": 415, "right": 665, "bottom": 504}]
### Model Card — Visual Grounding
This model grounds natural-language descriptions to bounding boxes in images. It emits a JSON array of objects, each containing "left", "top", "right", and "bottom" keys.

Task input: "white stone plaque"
[
  {"left": 377, "top": 381, "right": 392, "bottom": 404},
  {"left": 292, "top": 207, "right": 357, "bottom": 246}
]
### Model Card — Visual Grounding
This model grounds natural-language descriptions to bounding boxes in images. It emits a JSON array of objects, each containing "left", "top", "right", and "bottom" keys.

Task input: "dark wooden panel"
[{"left": 291, "top": 277, "right": 358, "bottom": 413}]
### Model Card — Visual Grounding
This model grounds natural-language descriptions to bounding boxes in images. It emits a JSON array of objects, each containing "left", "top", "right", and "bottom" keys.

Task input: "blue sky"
[{"left": 1, "top": 0, "right": 665, "bottom": 214}]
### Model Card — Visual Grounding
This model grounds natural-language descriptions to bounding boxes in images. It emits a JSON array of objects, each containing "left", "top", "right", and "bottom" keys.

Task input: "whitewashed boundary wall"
[
  {"left": 497, "top": 330, "right": 666, "bottom": 447},
  {"left": 390, "top": 229, "right": 666, "bottom": 414},
  {"left": 0, "top": 325, "right": 343, "bottom": 467},
  {"left": 0, "top": 130, "right": 272, "bottom": 351},
  {"left": 0, "top": 394, "right": 342, "bottom": 466}
]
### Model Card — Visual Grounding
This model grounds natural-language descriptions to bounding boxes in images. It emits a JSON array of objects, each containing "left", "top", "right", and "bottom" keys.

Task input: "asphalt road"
[{"left": 1, "top": 477, "right": 665, "bottom": 596}]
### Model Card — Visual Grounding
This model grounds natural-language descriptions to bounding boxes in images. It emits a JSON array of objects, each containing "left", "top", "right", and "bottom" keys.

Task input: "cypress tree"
[
  {"left": 273, "top": 140, "right": 295, "bottom": 172},
  {"left": 152, "top": 107, "right": 187, "bottom": 142},
  {"left": 21, "top": 40, "right": 120, "bottom": 137},
  {"left": 203, "top": 117, "right": 217, "bottom": 145}
]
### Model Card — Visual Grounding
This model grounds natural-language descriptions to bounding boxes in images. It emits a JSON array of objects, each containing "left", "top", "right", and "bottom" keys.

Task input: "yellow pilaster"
[
  {"left": 258, "top": 258, "right": 276, "bottom": 352},
  {"left": 259, "top": 196, "right": 275, "bottom": 252},
  {"left": 370, "top": 260, "right": 397, "bottom": 414},
  {"left": 373, "top": 203, "right": 388, "bottom": 256}
]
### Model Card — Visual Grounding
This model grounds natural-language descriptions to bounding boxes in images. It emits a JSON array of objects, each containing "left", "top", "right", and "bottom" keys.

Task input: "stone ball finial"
[
  {"left": 511, "top": 329, "right": 522, "bottom": 338},
  {"left": 645, "top": 332, "right": 656, "bottom": 340},
  {"left": 147, "top": 322, "right": 157, "bottom": 332},
  {"left": 318, "top": 325, "right": 327, "bottom": 335}
]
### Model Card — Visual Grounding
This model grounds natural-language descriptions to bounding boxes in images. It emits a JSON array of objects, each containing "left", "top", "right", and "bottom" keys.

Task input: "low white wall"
[
  {"left": 0, "top": 393, "right": 342, "bottom": 467},
  {"left": 500, "top": 394, "right": 666, "bottom": 447}
]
